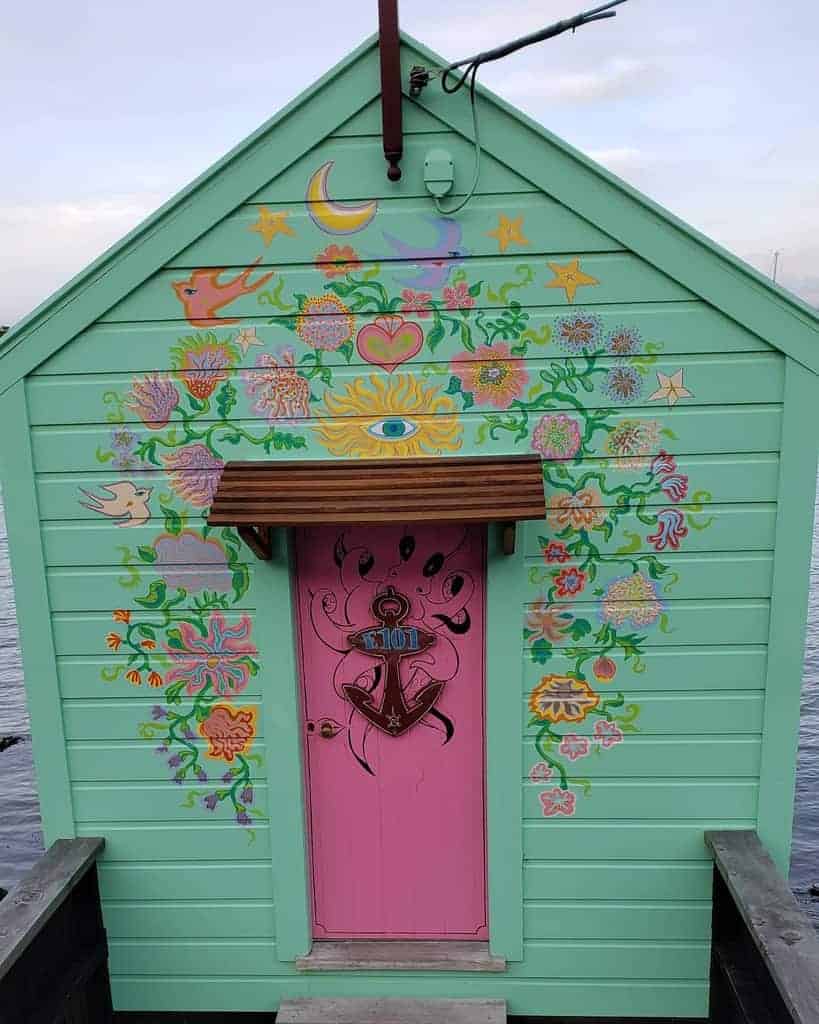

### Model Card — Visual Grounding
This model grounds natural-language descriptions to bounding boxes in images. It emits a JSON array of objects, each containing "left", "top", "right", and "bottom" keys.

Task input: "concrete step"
[{"left": 277, "top": 997, "right": 506, "bottom": 1023}]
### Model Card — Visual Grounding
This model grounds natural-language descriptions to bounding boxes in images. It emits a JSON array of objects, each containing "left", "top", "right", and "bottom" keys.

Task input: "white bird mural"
[{"left": 78, "top": 481, "right": 153, "bottom": 527}]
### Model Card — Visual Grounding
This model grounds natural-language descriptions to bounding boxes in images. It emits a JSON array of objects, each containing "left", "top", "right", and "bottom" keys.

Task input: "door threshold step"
[
  {"left": 277, "top": 997, "right": 506, "bottom": 1023},
  {"left": 295, "top": 940, "right": 506, "bottom": 973}
]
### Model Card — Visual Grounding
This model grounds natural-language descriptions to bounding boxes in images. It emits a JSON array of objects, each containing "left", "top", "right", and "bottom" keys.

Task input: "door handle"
[{"left": 307, "top": 718, "right": 343, "bottom": 740}]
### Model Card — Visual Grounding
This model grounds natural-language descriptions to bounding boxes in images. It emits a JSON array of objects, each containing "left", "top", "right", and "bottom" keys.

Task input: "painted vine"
[{"left": 85, "top": 178, "right": 714, "bottom": 825}]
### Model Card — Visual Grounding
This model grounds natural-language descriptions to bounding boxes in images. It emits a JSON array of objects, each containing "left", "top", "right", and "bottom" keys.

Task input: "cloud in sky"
[
  {"left": 488, "top": 59, "right": 663, "bottom": 104},
  {"left": 2, "top": 0, "right": 818, "bottom": 326}
]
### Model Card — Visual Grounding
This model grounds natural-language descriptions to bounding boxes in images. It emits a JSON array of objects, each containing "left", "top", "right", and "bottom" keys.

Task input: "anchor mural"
[{"left": 345, "top": 587, "right": 441, "bottom": 736}]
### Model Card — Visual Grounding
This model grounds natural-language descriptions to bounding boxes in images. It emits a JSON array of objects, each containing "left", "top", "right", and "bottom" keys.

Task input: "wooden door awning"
[{"left": 207, "top": 456, "right": 545, "bottom": 558}]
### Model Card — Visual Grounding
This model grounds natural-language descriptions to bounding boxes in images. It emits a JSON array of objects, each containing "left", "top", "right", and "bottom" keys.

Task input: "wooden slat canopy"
[{"left": 207, "top": 456, "right": 545, "bottom": 558}]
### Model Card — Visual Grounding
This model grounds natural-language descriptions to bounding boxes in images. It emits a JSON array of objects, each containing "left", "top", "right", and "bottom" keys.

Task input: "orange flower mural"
[
  {"left": 199, "top": 704, "right": 258, "bottom": 762},
  {"left": 106, "top": 632, "right": 123, "bottom": 651},
  {"left": 546, "top": 488, "right": 607, "bottom": 531}
]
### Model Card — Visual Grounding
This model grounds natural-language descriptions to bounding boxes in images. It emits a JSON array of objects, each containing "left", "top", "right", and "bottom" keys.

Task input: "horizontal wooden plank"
[
  {"left": 110, "top": 939, "right": 279, "bottom": 977},
  {"left": 524, "top": 503, "right": 778, "bottom": 554},
  {"left": 38, "top": 504, "right": 778, "bottom": 569},
  {"left": 100, "top": 253, "right": 692, "bottom": 324},
  {"left": 58, "top": 658, "right": 264, "bottom": 699},
  {"left": 62, "top": 698, "right": 265, "bottom": 741},
  {"left": 109, "top": 975, "right": 709, "bottom": 1018},
  {"left": 33, "top": 302, "right": 771, "bottom": 375},
  {"left": 521, "top": 736, "right": 761, "bottom": 779},
  {"left": 26, "top": 353, "right": 785, "bottom": 428},
  {"left": 172, "top": 193, "right": 619, "bottom": 269},
  {"left": 47, "top": 564, "right": 259, "bottom": 611},
  {"left": 106, "top": 938, "right": 708, "bottom": 982},
  {"left": 29, "top": 406, "right": 783, "bottom": 474},
  {"left": 33, "top": 454, "right": 781, "bottom": 527},
  {"left": 524, "top": 821, "right": 756, "bottom": 862},
  {"left": 278, "top": 997, "right": 506, "bottom": 1024},
  {"left": 72, "top": 781, "right": 269, "bottom": 822},
  {"left": 68, "top": 742, "right": 267, "bottom": 782},
  {"left": 52, "top": 611, "right": 258, "bottom": 656},
  {"left": 523, "top": 691, "right": 764, "bottom": 736},
  {"left": 523, "top": 598, "right": 770, "bottom": 648},
  {"left": 523, "top": 900, "right": 711, "bottom": 941},
  {"left": 331, "top": 100, "right": 444, "bottom": 137},
  {"left": 524, "top": 862, "right": 713, "bottom": 901},
  {"left": 524, "top": 552, "right": 774, "bottom": 602},
  {"left": 77, "top": 822, "right": 269, "bottom": 861},
  {"left": 101, "top": 899, "right": 275, "bottom": 939},
  {"left": 522, "top": 648, "right": 767, "bottom": 692},
  {"left": 520, "top": 940, "right": 710, "bottom": 981},
  {"left": 522, "top": 780, "right": 758, "bottom": 820},
  {"left": 98, "top": 862, "right": 274, "bottom": 901},
  {"left": 250, "top": 130, "right": 535, "bottom": 202}
]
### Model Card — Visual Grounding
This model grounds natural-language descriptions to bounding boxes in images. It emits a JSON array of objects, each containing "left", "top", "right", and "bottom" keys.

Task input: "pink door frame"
[{"left": 293, "top": 524, "right": 488, "bottom": 940}]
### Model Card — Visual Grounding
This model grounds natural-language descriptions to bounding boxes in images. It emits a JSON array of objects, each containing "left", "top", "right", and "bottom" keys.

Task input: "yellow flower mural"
[
  {"left": 528, "top": 674, "right": 600, "bottom": 724},
  {"left": 314, "top": 373, "right": 462, "bottom": 458}
]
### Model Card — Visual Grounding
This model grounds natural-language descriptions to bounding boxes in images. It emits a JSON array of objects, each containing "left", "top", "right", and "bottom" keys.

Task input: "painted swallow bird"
[
  {"left": 171, "top": 258, "right": 274, "bottom": 327},
  {"left": 79, "top": 481, "right": 153, "bottom": 528},
  {"left": 383, "top": 217, "right": 467, "bottom": 290}
]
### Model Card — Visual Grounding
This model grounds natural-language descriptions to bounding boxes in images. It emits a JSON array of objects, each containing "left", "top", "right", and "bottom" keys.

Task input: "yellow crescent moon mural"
[{"left": 306, "top": 161, "right": 378, "bottom": 235}]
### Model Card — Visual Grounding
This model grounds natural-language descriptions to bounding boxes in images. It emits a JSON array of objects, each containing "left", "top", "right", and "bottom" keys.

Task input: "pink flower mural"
[
  {"left": 558, "top": 734, "right": 590, "bottom": 762},
  {"left": 531, "top": 413, "right": 582, "bottom": 461},
  {"left": 163, "top": 612, "right": 256, "bottom": 697},
  {"left": 450, "top": 342, "right": 530, "bottom": 409},
  {"left": 594, "top": 720, "right": 624, "bottom": 749},
  {"left": 442, "top": 281, "right": 475, "bottom": 311},
  {"left": 163, "top": 444, "right": 224, "bottom": 507},
  {"left": 539, "top": 787, "right": 577, "bottom": 817},
  {"left": 127, "top": 373, "right": 180, "bottom": 429}
]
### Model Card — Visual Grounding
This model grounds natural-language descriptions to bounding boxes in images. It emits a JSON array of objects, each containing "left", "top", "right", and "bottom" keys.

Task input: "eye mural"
[{"left": 86, "top": 161, "right": 714, "bottom": 828}]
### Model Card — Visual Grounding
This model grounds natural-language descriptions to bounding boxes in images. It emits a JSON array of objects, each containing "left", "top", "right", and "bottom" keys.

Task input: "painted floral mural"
[{"left": 86, "top": 163, "right": 714, "bottom": 829}]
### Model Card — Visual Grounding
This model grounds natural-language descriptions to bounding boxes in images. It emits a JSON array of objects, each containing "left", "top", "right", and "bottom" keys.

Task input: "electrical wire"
[
  {"left": 432, "top": 63, "right": 481, "bottom": 216},
  {"left": 427, "top": 0, "right": 627, "bottom": 216}
]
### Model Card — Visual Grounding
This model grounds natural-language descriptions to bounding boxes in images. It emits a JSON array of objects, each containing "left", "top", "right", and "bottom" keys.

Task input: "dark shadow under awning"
[{"left": 207, "top": 455, "right": 545, "bottom": 559}]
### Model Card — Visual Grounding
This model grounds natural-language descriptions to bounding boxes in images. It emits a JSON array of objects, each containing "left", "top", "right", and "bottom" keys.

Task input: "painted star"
[
  {"left": 234, "top": 327, "right": 263, "bottom": 356},
  {"left": 487, "top": 214, "right": 530, "bottom": 253},
  {"left": 249, "top": 206, "right": 295, "bottom": 246},
  {"left": 648, "top": 369, "right": 693, "bottom": 407},
  {"left": 545, "top": 258, "right": 599, "bottom": 303}
]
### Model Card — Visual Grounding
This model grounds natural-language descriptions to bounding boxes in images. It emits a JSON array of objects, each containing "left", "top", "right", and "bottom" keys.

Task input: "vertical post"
[
  {"left": 0, "top": 381, "right": 75, "bottom": 843},
  {"left": 378, "top": 0, "right": 404, "bottom": 181},
  {"left": 756, "top": 359, "right": 819, "bottom": 872}
]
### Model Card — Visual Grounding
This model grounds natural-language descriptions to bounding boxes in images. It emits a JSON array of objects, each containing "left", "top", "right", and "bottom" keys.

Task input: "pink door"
[{"left": 294, "top": 524, "right": 487, "bottom": 940}]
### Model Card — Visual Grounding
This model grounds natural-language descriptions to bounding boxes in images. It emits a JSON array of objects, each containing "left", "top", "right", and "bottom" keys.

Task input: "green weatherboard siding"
[{"left": 1, "top": 33, "right": 818, "bottom": 1022}]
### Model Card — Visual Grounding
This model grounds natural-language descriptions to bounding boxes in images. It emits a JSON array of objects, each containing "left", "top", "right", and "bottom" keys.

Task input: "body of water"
[{"left": 1, "top": 497, "right": 818, "bottom": 914}]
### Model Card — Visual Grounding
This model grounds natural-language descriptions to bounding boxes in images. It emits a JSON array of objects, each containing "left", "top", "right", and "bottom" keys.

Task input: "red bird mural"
[{"left": 172, "top": 258, "right": 274, "bottom": 327}]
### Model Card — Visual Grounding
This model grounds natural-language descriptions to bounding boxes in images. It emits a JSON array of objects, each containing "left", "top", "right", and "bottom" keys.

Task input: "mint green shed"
[{"left": 1, "top": 31, "right": 818, "bottom": 1020}]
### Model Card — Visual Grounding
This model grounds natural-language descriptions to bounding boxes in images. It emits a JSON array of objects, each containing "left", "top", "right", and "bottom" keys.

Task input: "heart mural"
[{"left": 356, "top": 315, "right": 424, "bottom": 373}]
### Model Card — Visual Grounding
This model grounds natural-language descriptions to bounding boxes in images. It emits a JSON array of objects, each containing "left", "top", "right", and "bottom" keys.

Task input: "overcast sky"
[{"left": 2, "top": 0, "right": 818, "bottom": 327}]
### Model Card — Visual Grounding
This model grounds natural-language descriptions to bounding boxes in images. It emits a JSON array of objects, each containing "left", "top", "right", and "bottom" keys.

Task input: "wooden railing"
[
  {"left": 707, "top": 830, "right": 819, "bottom": 1024},
  {"left": 0, "top": 836, "right": 112, "bottom": 1022}
]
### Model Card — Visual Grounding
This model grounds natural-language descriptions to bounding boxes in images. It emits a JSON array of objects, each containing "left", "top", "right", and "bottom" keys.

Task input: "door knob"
[{"left": 307, "top": 718, "right": 342, "bottom": 740}]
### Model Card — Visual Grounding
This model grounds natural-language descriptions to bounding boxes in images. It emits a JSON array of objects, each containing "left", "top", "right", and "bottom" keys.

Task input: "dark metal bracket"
[
  {"left": 238, "top": 525, "right": 273, "bottom": 561},
  {"left": 501, "top": 522, "right": 516, "bottom": 556}
]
